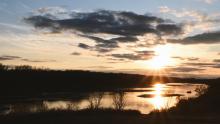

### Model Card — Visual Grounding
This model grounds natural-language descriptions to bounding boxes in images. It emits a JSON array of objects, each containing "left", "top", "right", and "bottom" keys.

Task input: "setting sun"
[{"left": 149, "top": 45, "right": 173, "bottom": 70}]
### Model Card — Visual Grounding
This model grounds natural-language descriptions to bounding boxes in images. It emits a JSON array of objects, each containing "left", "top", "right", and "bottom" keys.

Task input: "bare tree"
[
  {"left": 88, "top": 92, "right": 104, "bottom": 109},
  {"left": 67, "top": 102, "right": 79, "bottom": 111},
  {"left": 0, "top": 63, "right": 9, "bottom": 71},
  {"left": 112, "top": 92, "right": 126, "bottom": 110}
]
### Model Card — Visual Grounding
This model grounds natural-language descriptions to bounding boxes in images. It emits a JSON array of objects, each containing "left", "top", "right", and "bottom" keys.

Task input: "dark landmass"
[
  {"left": 0, "top": 64, "right": 207, "bottom": 98},
  {"left": 1, "top": 63, "right": 220, "bottom": 124}
]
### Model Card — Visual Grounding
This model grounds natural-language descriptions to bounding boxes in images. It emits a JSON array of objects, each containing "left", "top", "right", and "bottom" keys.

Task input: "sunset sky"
[{"left": 1, "top": 0, "right": 220, "bottom": 78}]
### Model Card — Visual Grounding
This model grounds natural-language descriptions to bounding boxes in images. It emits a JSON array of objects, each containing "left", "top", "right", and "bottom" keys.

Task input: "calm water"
[{"left": 0, "top": 83, "right": 208, "bottom": 115}]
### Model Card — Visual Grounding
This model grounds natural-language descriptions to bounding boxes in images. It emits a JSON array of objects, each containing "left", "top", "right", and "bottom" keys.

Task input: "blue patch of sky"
[{"left": 0, "top": 0, "right": 219, "bottom": 27}]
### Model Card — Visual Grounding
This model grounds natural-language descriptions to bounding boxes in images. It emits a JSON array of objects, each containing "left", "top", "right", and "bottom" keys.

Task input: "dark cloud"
[
  {"left": 24, "top": 16, "right": 59, "bottom": 32},
  {"left": 78, "top": 42, "right": 114, "bottom": 53},
  {"left": 172, "top": 56, "right": 199, "bottom": 61},
  {"left": 106, "top": 58, "right": 130, "bottom": 63},
  {"left": 78, "top": 35, "right": 118, "bottom": 52},
  {"left": 25, "top": 10, "right": 183, "bottom": 53},
  {"left": 182, "top": 61, "right": 220, "bottom": 69},
  {"left": 183, "top": 62, "right": 215, "bottom": 67},
  {"left": 135, "top": 50, "right": 155, "bottom": 55},
  {"left": 111, "top": 54, "right": 145, "bottom": 60},
  {"left": 111, "top": 36, "right": 138, "bottom": 43},
  {"left": 95, "top": 48, "right": 113, "bottom": 53},
  {"left": 78, "top": 43, "right": 91, "bottom": 49},
  {"left": 187, "top": 57, "right": 199, "bottom": 61},
  {"left": 168, "top": 67, "right": 205, "bottom": 72},
  {"left": 25, "top": 10, "right": 177, "bottom": 36},
  {"left": 71, "top": 52, "right": 81, "bottom": 55},
  {"left": 213, "top": 64, "right": 220, "bottom": 68},
  {"left": 111, "top": 50, "right": 155, "bottom": 60},
  {"left": 172, "top": 56, "right": 185, "bottom": 60},
  {"left": 156, "top": 24, "right": 182, "bottom": 35},
  {"left": 0, "top": 55, "right": 21, "bottom": 61},
  {"left": 0, "top": 55, "right": 55, "bottom": 63},
  {"left": 168, "top": 31, "right": 220, "bottom": 44},
  {"left": 213, "top": 59, "right": 220, "bottom": 63},
  {"left": 21, "top": 59, "right": 56, "bottom": 63},
  {"left": 25, "top": 10, "right": 183, "bottom": 36},
  {"left": 81, "top": 35, "right": 117, "bottom": 44}
]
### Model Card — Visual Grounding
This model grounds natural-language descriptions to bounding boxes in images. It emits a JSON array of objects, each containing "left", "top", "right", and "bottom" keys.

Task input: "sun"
[{"left": 149, "top": 45, "right": 172, "bottom": 70}]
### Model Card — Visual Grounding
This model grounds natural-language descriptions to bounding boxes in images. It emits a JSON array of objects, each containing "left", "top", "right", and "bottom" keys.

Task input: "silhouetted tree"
[
  {"left": 0, "top": 63, "right": 9, "bottom": 71},
  {"left": 112, "top": 92, "right": 126, "bottom": 110},
  {"left": 88, "top": 92, "right": 104, "bottom": 109},
  {"left": 14, "top": 65, "right": 33, "bottom": 71}
]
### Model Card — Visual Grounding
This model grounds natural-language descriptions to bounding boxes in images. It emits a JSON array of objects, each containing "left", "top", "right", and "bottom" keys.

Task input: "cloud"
[
  {"left": 0, "top": 55, "right": 21, "bottom": 61},
  {"left": 0, "top": 55, "right": 56, "bottom": 63},
  {"left": 181, "top": 62, "right": 220, "bottom": 69},
  {"left": 71, "top": 52, "right": 81, "bottom": 55},
  {"left": 78, "top": 43, "right": 91, "bottom": 49},
  {"left": 213, "top": 64, "right": 220, "bottom": 68},
  {"left": 111, "top": 50, "right": 155, "bottom": 61},
  {"left": 183, "top": 62, "right": 215, "bottom": 67},
  {"left": 25, "top": 9, "right": 183, "bottom": 55},
  {"left": 33, "top": 6, "right": 69, "bottom": 20},
  {"left": 172, "top": 56, "right": 199, "bottom": 61},
  {"left": 81, "top": 35, "right": 119, "bottom": 48},
  {"left": 77, "top": 35, "right": 138, "bottom": 52},
  {"left": 187, "top": 57, "right": 200, "bottom": 61},
  {"left": 213, "top": 59, "right": 220, "bottom": 62},
  {"left": 159, "top": 6, "right": 220, "bottom": 36},
  {"left": 156, "top": 24, "right": 182, "bottom": 35},
  {"left": 167, "top": 67, "right": 205, "bottom": 72},
  {"left": 159, "top": 6, "right": 207, "bottom": 21},
  {"left": 26, "top": 11, "right": 141, "bottom": 34},
  {"left": 25, "top": 10, "right": 183, "bottom": 36},
  {"left": 135, "top": 50, "right": 155, "bottom": 55},
  {"left": 168, "top": 31, "right": 220, "bottom": 44},
  {"left": 172, "top": 56, "right": 185, "bottom": 60},
  {"left": 21, "top": 59, "right": 56, "bottom": 63},
  {"left": 111, "top": 36, "right": 138, "bottom": 43}
]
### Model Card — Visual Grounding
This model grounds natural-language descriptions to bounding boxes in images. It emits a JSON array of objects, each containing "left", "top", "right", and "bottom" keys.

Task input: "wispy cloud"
[
  {"left": 111, "top": 50, "right": 155, "bottom": 61},
  {"left": 168, "top": 31, "right": 220, "bottom": 44},
  {"left": 71, "top": 52, "right": 81, "bottom": 56},
  {"left": 167, "top": 67, "right": 206, "bottom": 72},
  {"left": 0, "top": 55, "right": 56, "bottom": 63},
  {"left": 0, "top": 55, "right": 21, "bottom": 61},
  {"left": 159, "top": 6, "right": 220, "bottom": 36}
]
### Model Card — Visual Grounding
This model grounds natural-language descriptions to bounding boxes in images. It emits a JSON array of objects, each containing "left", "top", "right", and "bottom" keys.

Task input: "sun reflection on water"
[{"left": 150, "top": 84, "right": 165, "bottom": 110}]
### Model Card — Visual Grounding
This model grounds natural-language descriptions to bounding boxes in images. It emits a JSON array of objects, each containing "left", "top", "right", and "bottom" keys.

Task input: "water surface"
[{"left": 1, "top": 83, "right": 208, "bottom": 114}]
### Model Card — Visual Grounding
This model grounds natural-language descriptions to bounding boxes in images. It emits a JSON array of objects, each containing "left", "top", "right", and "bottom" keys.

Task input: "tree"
[{"left": 112, "top": 92, "right": 126, "bottom": 110}]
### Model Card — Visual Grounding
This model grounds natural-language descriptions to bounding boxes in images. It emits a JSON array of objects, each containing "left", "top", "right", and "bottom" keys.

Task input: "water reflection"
[
  {"left": 1, "top": 83, "right": 208, "bottom": 115},
  {"left": 149, "top": 84, "right": 178, "bottom": 110},
  {"left": 150, "top": 84, "right": 166, "bottom": 110}
]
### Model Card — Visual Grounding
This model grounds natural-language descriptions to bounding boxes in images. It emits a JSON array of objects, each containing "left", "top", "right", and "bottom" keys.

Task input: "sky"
[{"left": 1, "top": 0, "right": 220, "bottom": 78}]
